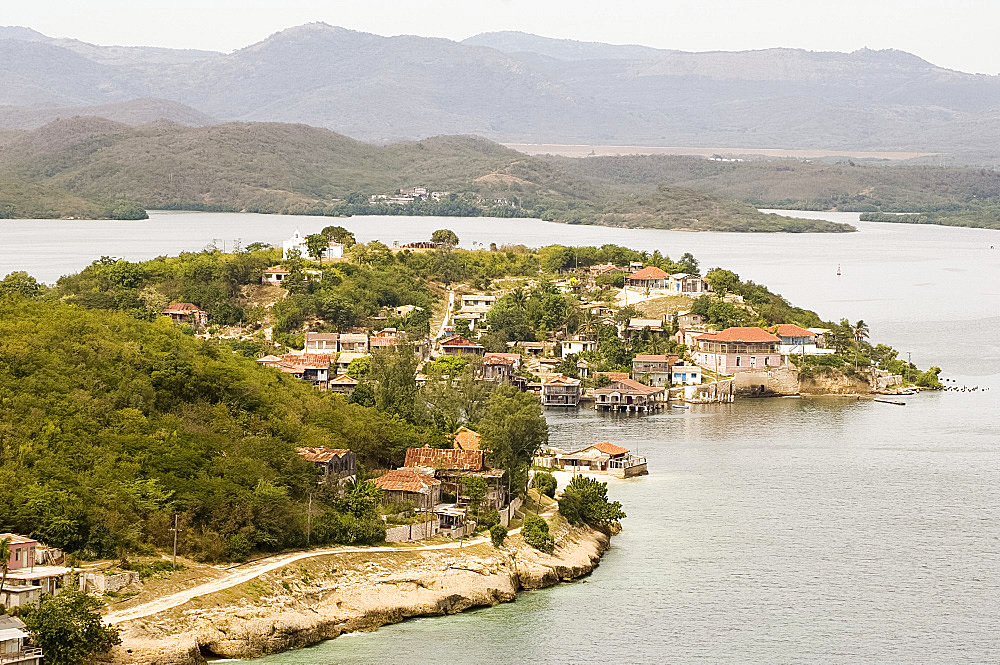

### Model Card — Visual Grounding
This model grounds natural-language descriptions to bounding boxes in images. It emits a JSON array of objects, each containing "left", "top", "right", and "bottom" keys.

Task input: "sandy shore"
[{"left": 104, "top": 521, "right": 610, "bottom": 665}]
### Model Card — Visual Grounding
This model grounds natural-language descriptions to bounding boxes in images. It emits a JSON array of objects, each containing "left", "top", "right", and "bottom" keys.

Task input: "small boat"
[
  {"left": 874, "top": 398, "right": 906, "bottom": 406},
  {"left": 670, "top": 403, "right": 689, "bottom": 409},
  {"left": 836, "top": 264, "right": 841, "bottom": 276}
]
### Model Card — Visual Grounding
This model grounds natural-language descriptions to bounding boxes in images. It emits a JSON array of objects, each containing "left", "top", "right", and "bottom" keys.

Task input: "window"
[
  {"left": 764, "top": 357, "right": 769, "bottom": 366},
  {"left": 735, "top": 356, "right": 741, "bottom": 367}
]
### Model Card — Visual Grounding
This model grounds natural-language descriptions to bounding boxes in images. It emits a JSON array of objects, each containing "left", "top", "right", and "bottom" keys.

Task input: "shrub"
[
  {"left": 521, "top": 515, "right": 554, "bottom": 553},
  {"left": 490, "top": 524, "right": 508, "bottom": 548},
  {"left": 558, "top": 476, "right": 626, "bottom": 528},
  {"left": 477, "top": 509, "right": 500, "bottom": 531},
  {"left": 532, "top": 472, "right": 557, "bottom": 498},
  {"left": 224, "top": 534, "right": 252, "bottom": 562}
]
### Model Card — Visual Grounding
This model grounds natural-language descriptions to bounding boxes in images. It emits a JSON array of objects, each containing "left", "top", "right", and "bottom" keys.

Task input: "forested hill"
[
  {"left": 0, "top": 118, "right": 852, "bottom": 232},
  {"left": 0, "top": 296, "right": 441, "bottom": 560}
]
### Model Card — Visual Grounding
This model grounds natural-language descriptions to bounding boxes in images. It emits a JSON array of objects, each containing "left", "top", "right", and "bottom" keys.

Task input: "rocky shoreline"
[{"left": 105, "top": 524, "right": 610, "bottom": 665}]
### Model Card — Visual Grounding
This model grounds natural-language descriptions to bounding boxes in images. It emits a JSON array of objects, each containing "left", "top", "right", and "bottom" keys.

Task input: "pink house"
[
  {"left": 1, "top": 534, "right": 36, "bottom": 571},
  {"left": 693, "top": 327, "right": 783, "bottom": 375}
]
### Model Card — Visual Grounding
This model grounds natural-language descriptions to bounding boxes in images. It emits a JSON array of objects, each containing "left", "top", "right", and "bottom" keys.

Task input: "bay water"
[{"left": 2, "top": 211, "right": 998, "bottom": 662}]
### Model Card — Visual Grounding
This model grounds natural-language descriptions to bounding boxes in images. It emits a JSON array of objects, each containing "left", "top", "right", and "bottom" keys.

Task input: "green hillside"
[
  {"left": 0, "top": 296, "right": 441, "bottom": 561},
  {"left": 0, "top": 119, "right": 853, "bottom": 232}
]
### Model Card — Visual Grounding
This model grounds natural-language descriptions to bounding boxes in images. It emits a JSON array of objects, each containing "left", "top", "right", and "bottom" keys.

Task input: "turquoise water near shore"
[{"left": 3, "top": 210, "right": 999, "bottom": 662}]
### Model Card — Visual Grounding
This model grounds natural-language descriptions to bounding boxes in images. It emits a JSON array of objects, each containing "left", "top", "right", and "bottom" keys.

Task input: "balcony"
[{"left": 0, "top": 648, "right": 43, "bottom": 664}]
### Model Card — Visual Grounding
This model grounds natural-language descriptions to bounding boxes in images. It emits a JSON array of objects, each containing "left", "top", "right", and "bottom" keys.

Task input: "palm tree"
[
  {"left": 852, "top": 320, "right": 870, "bottom": 343},
  {"left": 0, "top": 536, "right": 11, "bottom": 597}
]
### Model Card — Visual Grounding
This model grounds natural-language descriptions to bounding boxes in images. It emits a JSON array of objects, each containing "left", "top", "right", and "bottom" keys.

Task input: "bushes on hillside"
[
  {"left": 532, "top": 472, "right": 557, "bottom": 498},
  {"left": 490, "top": 524, "right": 508, "bottom": 548},
  {"left": 521, "top": 515, "right": 554, "bottom": 553}
]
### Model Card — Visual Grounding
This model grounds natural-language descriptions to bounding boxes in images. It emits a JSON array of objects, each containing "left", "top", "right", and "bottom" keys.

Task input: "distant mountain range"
[{"left": 2, "top": 23, "right": 1000, "bottom": 153}]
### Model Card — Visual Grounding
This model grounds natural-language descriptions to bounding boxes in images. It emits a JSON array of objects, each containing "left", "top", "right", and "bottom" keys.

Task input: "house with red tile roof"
[
  {"left": 693, "top": 327, "right": 783, "bottom": 374},
  {"left": 594, "top": 378, "right": 665, "bottom": 412},
  {"left": 551, "top": 442, "right": 648, "bottom": 478},
  {"left": 295, "top": 447, "right": 356, "bottom": 480},
  {"left": 440, "top": 335, "right": 485, "bottom": 356},
  {"left": 404, "top": 447, "right": 507, "bottom": 510},
  {"left": 453, "top": 426, "right": 482, "bottom": 451},
  {"left": 161, "top": 303, "right": 207, "bottom": 330},
  {"left": 374, "top": 469, "right": 441, "bottom": 510},
  {"left": 262, "top": 266, "right": 291, "bottom": 285},
  {"left": 626, "top": 266, "right": 669, "bottom": 289}
]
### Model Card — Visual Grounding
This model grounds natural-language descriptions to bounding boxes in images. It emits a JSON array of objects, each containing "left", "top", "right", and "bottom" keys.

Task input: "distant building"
[
  {"left": 0, "top": 533, "right": 72, "bottom": 610},
  {"left": 257, "top": 353, "right": 332, "bottom": 389},
  {"left": 304, "top": 332, "right": 339, "bottom": 354},
  {"left": 775, "top": 324, "right": 834, "bottom": 355},
  {"left": 262, "top": 266, "right": 291, "bottom": 284},
  {"left": 282, "top": 230, "right": 343, "bottom": 260},
  {"left": 328, "top": 373, "right": 359, "bottom": 393},
  {"left": 551, "top": 441, "right": 648, "bottom": 478},
  {"left": 440, "top": 336, "right": 485, "bottom": 356},
  {"left": 482, "top": 352, "right": 521, "bottom": 382},
  {"left": 676, "top": 310, "right": 706, "bottom": 328},
  {"left": 670, "top": 361, "right": 702, "bottom": 385},
  {"left": 295, "top": 447, "right": 356, "bottom": 482},
  {"left": 627, "top": 318, "right": 667, "bottom": 335},
  {"left": 560, "top": 334, "right": 597, "bottom": 357},
  {"left": 631, "top": 354, "right": 679, "bottom": 387},
  {"left": 542, "top": 375, "right": 581, "bottom": 407},
  {"left": 460, "top": 294, "right": 498, "bottom": 309},
  {"left": 668, "top": 273, "right": 712, "bottom": 294},
  {"left": 594, "top": 378, "right": 665, "bottom": 412},
  {"left": 693, "top": 327, "right": 782, "bottom": 374},
  {"left": 374, "top": 469, "right": 441, "bottom": 511},
  {"left": 0, "top": 615, "right": 42, "bottom": 665},
  {"left": 453, "top": 426, "right": 482, "bottom": 451},
  {"left": 161, "top": 303, "right": 207, "bottom": 330},
  {"left": 404, "top": 447, "right": 506, "bottom": 510},
  {"left": 338, "top": 333, "right": 370, "bottom": 353}
]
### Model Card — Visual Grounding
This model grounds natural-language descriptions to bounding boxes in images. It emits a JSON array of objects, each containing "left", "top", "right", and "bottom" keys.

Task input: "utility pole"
[{"left": 170, "top": 514, "right": 180, "bottom": 570}]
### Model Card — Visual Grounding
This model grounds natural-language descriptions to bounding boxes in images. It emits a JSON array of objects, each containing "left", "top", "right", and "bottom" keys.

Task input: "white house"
[
  {"left": 669, "top": 361, "right": 702, "bottom": 385},
  {"left": 774, "top": 324, "right": 835, "bottom": 356},
  {"left": 282, "top": 230, "right": 344, "bottom": 260},
  {"left": 560, "top": 335, "right": 597, "bottom": 357},
  {"left": 460, "top": 294, "right": 497, "bottom": 309},
  {"left": 0, "top": 616, "right": 42, "bottom": 665}
]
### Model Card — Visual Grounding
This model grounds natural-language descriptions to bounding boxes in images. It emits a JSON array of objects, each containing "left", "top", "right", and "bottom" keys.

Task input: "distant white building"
[{"left": 282, "top": 230, "right": 344, "bottom": 260}]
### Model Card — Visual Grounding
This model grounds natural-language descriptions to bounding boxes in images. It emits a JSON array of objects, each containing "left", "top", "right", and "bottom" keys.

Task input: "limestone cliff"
[{"left": 106, "top": 525, "right": 610, "bottom": 665}]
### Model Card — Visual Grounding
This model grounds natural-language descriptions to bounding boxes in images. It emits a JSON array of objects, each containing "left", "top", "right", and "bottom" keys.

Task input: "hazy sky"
[{"left": 6, "top": 0, "right": 1000, "bottom": 74}]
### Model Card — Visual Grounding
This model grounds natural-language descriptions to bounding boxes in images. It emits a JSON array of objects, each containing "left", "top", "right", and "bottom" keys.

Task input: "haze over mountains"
[{"left": 2, "top": 22, "right": 1000, "bottom": 153}]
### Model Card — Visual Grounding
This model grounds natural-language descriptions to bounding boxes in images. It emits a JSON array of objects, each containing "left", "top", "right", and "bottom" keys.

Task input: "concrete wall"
[
  {"left": 676, "top": 379, "right": 735, "bottom": 403},
  {"left": 80, "top": 570, "right": 138, "bottom": 594},
  {"left": 734, "top": 367, "right": 801, "bottom": 397},
  {"left": 384, "top": 519, "right": 439, "bottom": 543}
]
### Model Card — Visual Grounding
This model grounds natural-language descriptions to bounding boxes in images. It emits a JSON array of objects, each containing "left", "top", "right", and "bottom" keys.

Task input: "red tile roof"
[
  {"left": 440, "top": 335, "right": 484, "bottom": 348},
  {"left": 633, "top": 354, "right": 671, "bottom": 362},
  {"left": 369, "top": 336, "right": 398, "bottom": 348},
  {"left": 264, "top": 266, "right": 291, "bottom": 274},
  {"left": 773, "top": 324, "right": 817, "bottom": 338},
  {"left": 162, "top": 303, "right": 201, "bottom": 314},
  {"left": 697, "top": 327, "right": 780, "bottom": 343},
  {"left": 592, "top": 441, "right": 630, "bottom": 456},
  {"left": 594, "top": 378, "right": 664, "bottom": 395},
  {"left": 484, "top": 352, "right": 520, "bottom": 365},
  {"left": 453, "top": 426, "right": 482, "bottom": 451},
  {"left": 628, "top": 266, "right": 668, "bottom": 281},
  {"left": 375, "top": 468, "right": 441, "bottom": 492},
  {"left": 404, "top": 446, "right": 486, "bottom": 471},
  {"left": 595, "top": 371, "right": 630, "bottom": 382},
  {"left": 328, "top": 373, "right": 358, "bottom": 385},
  {"left": 543, "top": 375, "right": 581, "bottom": 387},
  {"left": 296, "top": 447, "right": 351, "bottom": 463}
]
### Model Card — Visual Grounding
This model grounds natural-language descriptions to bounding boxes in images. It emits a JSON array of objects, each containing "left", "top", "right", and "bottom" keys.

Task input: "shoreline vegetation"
[{"left": 0, "top": 118, "right": 851, "bottom": 232}]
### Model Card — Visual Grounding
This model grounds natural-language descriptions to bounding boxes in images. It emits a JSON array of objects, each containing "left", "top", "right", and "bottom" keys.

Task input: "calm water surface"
[{"left": 3, "top": 211, "right": 999, "bottom": 662}]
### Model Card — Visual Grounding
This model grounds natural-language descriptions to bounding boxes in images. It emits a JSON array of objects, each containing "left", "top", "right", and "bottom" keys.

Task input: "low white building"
[
  {"left": 560, "top": 335, "right": 597, "bottom": 357},
  {"left": 775, "top": 324, "right": 835, "bottom": 356},
  {"left": 669, "top": 361, "right": 702, "bottom": 385},
  {"left": 460, "top": 294, "right": 497, "bottom": 309},
  {"left": 282, "top": 230, "right": 344, "bottom": 260}
]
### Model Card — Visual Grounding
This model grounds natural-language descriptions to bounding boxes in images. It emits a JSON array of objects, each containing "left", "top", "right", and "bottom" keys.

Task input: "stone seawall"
[{"left": 106, "top": 525, "right": 610, "bottom": 665}]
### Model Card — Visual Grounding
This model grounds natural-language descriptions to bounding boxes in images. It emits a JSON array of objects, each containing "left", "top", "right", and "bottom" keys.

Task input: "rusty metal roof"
[
  {"left": 404, "top": 446, "right": 485, "bottom": 471},
  {"left": 375, "top": 468, "right": 441, "bottom": 492},
  {"left": 296, "top": 447, "right": 351, "bottom": 463}
]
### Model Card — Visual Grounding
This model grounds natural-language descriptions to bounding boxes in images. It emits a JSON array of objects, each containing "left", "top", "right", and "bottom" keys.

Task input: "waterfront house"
[
  {"left": 0, "top": 615, "right": 42, "bottom": 665},
  {"left": 577, "top": 359, "right": 592, "bottom": 378},
  {"left": 296, "top": 447, "right": 356, "bottom": 483},
  {"left": 773, "top": 324, "right": 835, "bottom": 356},
  {"left": 560, "top": 334, "right": 597, "bottom": 356},
  {"left": 542, "top": 375, "right": 582, "bottom": 407},
  {"left": 693, "top": 327, "right": 782, "bottom": 375},
  {"left": 554, "top": 442, "right": 648, "bottom": 478},
  {"left": 374, "top": 469, "right": 441, "bottom": 511},
  {"left": 594, "top": 378, "right": 665, "bottom": 412},
  {"left": 304, "top": 332, "right": 339, "bottom": 354},
  {"left": 626, "top": 266, "right": 669, "bottom": 289},
  {"left": 161, "top": 303, "right": 207, "bottom": 330},
  {"left": 440, "top": 335, "right": 486, "bottom": 356},
  {"left": 632, "top": 354, "right": 679, "bottom": 387},
  {"left": 403, "top": 447, "right": 507, "bottom": 510},
  {"left": 670, "top": 361, "right": 703, "bottom": 385},
  {"left": 262, "top": 266, "right": 291, "bottom": 284},
  {"left": 257, "top": 353, "right": 332, "bottom": 389}
]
